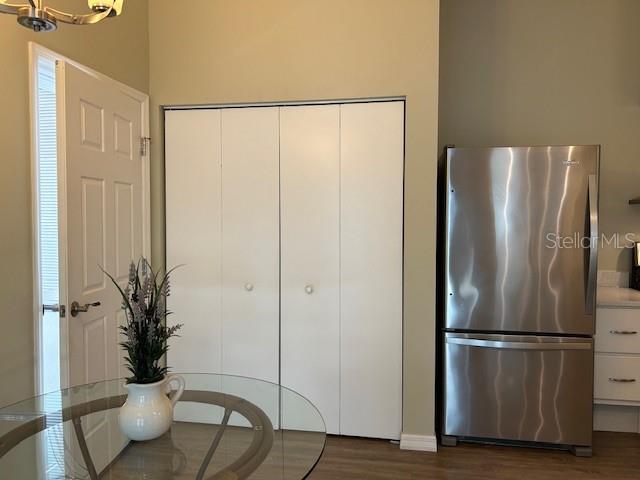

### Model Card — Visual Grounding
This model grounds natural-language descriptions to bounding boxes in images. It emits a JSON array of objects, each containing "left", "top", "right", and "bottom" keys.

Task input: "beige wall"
[
  {"left": 0, "top": 0, "right": 149, "bottom": 408},
  {"left": 440, "top": 0, "right": 640, "bottom": 272},
  {"left": 149, "top": 0, "right": 440, "bottom": 436}
]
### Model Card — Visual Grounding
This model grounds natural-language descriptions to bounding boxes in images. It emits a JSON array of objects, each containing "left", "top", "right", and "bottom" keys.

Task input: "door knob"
[
  {"left": 245, "top": 283, "right": 254, "bottom": 292},
  {"left": 305, "top": 285, "right": 314, "bottom": 295},
  {"left": 70, "top": 301, "right": 101, "bottom": 317}
]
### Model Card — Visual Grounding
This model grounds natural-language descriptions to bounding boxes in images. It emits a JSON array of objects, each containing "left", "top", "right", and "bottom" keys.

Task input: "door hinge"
[{"left": 140, "top": 137, "right": 151, "bottom": 157}]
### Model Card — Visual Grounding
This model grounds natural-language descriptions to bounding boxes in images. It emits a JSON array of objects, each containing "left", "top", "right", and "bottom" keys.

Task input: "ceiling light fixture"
[{"left": 0, "top": 0, "right": 123, "bottom": 33}]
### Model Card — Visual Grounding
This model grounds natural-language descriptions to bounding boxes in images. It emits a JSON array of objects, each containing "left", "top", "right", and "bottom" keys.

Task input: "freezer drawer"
[{"left": 443, "top": 333, "right": 593, "bottom": 447}]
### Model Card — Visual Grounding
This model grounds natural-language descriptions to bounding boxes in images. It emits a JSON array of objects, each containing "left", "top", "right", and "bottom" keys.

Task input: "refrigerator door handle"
[
  {"left": 586, "top": 174, "right": 598, "bottom": 315},
  {"left": 446, "top": 336, "right": 592, "bottom": 351}
]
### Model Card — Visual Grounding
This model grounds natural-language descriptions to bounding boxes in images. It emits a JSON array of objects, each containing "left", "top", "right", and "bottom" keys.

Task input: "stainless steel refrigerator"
[{"left": 441, "top": 145, "right": 599, "bottom": 456}]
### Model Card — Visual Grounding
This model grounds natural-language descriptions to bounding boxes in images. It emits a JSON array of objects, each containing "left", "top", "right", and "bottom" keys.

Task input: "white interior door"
[
  {"left": 165, "top": 109, "right": 223, "bottom": 424},
  {"left": 280, "top": 105, "right": 341, "bottom": 434},
  {"left": 59, "top": 61, "right": 148, "bottom": 472},
  {"left": 339, "top": 101, "right": 404, "bottom": 439}
]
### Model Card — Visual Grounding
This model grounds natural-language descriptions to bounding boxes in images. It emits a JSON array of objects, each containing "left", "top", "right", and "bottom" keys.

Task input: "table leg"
[
  {"left": 72, "top": 417, "right": 98, "bottom": 480},
  {"left": 196, "top": 408, "right": 232, "bottom": 480}
]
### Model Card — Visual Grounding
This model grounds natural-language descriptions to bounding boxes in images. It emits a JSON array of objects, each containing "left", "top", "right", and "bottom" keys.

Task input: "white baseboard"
[{"left": 399, "top": 433, "right": 438, "bottom": 452}]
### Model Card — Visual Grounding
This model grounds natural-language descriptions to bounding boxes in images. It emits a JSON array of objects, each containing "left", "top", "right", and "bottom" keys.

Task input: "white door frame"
[{"left": 29, "top": 42, "right": 151, "bottom": 395}]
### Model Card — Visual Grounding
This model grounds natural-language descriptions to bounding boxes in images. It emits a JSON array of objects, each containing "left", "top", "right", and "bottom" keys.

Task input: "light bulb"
[
  {"left": 88, "top": 0, "right": 111, "bottom": 13},
  {"left": 88, "top": 0, "right": 123, "bottom": 16}
]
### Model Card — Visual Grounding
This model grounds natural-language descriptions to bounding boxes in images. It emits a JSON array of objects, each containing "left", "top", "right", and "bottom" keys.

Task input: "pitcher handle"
[{"left": 166, "top": 374, "right": 185, "bottom": 407}]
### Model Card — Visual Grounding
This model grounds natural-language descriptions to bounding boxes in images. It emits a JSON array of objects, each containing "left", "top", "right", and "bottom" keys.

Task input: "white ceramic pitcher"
[{"left": 119, "top": 374, "right": 185, "bottom": 441}]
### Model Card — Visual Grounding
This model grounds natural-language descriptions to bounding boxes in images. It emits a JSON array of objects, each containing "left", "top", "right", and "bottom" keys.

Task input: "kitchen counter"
[{"left": 597, "top": 287, "right": 640, "bottom": 308}]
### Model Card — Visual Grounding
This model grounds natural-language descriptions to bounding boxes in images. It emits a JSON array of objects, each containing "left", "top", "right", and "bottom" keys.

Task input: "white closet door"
[
  {"left": 221, "top": 107, "right": 279, "bottom": 382},
  {"left": 221, "top": 107, "right": 280, "bottom": 427},
  {"left": 280, "top": 105, "right": 341, "bottom": 434},
  {"left": 165, "top": 110, "right": 223, "bottom": 377},
  {"left": 340, "top": 101, "right": 404, "bottom": 439}
]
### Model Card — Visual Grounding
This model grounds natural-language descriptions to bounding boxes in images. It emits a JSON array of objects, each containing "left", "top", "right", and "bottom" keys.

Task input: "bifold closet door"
[
  {"left": 340, "top": 101, "right": 404, "bottom": 439},
  {"left": 221, "top": 107, "right": 279, "bottom": 383},
  {"left": 166, "top": 102, "right": 403, "bottom": 438},
  {"left": 280, "top": 105, "right": 341, "bottom": 434},
  {"left": 220, "top": 107, "right": 280, "bottom": 426},
  {"left": 165, "top": 109, "right": 223, "bottom": 377}
]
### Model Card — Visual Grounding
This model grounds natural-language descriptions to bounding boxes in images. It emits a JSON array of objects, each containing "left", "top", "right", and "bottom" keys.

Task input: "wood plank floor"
[
  {"left": 104, "top": 425, "right": 640, "bottom": 479},
  {"left": 105, "top": 422, "right": 325, "bottom": 479},
  {"left": 308, "top": 432, "right": 640, "bottom": 480}
]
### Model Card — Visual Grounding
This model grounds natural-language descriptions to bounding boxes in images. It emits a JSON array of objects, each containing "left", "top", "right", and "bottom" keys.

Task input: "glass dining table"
[{"left": 0, "top": 373, "right": 325, "bottom": 479}]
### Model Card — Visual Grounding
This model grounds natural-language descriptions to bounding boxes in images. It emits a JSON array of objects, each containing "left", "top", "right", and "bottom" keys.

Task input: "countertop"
[{"left": 597, "top": 287, "right": 640, "bottom": 308}]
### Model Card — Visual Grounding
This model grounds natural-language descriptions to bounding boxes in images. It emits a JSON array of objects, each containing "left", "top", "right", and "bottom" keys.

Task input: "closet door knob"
[
  {"left": 305, "top": 285, "right": 314, "bottom": 295},
  {"left": 245, "top": 283, "right": 254, "bottom": 292}
]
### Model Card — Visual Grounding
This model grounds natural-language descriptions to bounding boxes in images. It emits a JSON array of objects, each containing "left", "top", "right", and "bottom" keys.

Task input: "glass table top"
[{"left": 0, "top": 373, "right": 325, "bottom": 479}]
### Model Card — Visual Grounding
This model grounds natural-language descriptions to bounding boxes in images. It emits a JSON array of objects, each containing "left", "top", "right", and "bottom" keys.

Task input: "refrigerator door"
[
  {"left": 446, "top": 146, "right": 599, "bottom": 334},
  {"left": 443, "top": 332, "right": 593, "bottom": 447}
]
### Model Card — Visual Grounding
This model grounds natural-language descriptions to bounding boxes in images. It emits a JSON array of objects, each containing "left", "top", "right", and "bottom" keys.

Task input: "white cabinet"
[
  {"left": 165, "top": 101, "right": 404, "bottom": 439},
  {"left": 595, "top": 354, "right": 640, "bottom": 402},
  {"left": 594, "top": 306, "right": 640, "bottom": 405},
  {"left": 595, "top": 308, "right": 640, "bottom": 354},
  {"left": 593, "top": 299, "right": 640, "bottom": 434}
]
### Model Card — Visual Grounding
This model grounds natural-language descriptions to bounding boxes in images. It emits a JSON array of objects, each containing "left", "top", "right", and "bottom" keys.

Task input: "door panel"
[
  {"left": 446, "top": 146, "right": 599, "bottom": 334},
  {"left": 116, "top": 309, "right": 129, "bottom": 380},
  {"left": 83, "top": 316, "right": 107, "bottom": 383},
  {"left": 444, "top": 332, "right": 593, "bottom": 446},
  {"left": 339, "top": 102, "right": 403, "bottom": 439},
  {"left": 221, "top": 107, "right": 280, "bottom": 384},
  {"left": 165, "top": 109, "right": 223, "bottom": 375},
  {"left": 61, "top": 62, "right": 146, "bottom": 474},
  {"left": 114, "top": 182, "right": 135, "bottom": 281},
  {"left": 280, "top": 105, "right": 341, "bottom": 434},
  {"left": 165, "top": 110, "right": 223, "bottom": 427},
  {"left": 114, "top": 114, "right": 133, "bottom": 161},
  {"left": 79, "top": 100, "right": 104, "bottom": 150},
  {"left": 221, "top": 107, "right": 280, "bottom": 427},
  {"left": 80, "top": 177, "right": 106, "bottom": 293}
]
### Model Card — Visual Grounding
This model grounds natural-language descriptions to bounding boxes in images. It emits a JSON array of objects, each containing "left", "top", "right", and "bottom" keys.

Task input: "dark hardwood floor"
[
  {"left": 309, "top": 432, "right": 640, "bottom": 480},
  {"left": 104, "top": 424, "right": 640, "bottom": 479}
]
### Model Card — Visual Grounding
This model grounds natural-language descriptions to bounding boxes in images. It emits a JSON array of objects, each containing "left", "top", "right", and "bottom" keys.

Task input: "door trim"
[
  {"left": 163, "top": 96, "right": 406, "bottom": 111},
  {"left": 29, "top": 42, "right": 151, "bottom": 396}
]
